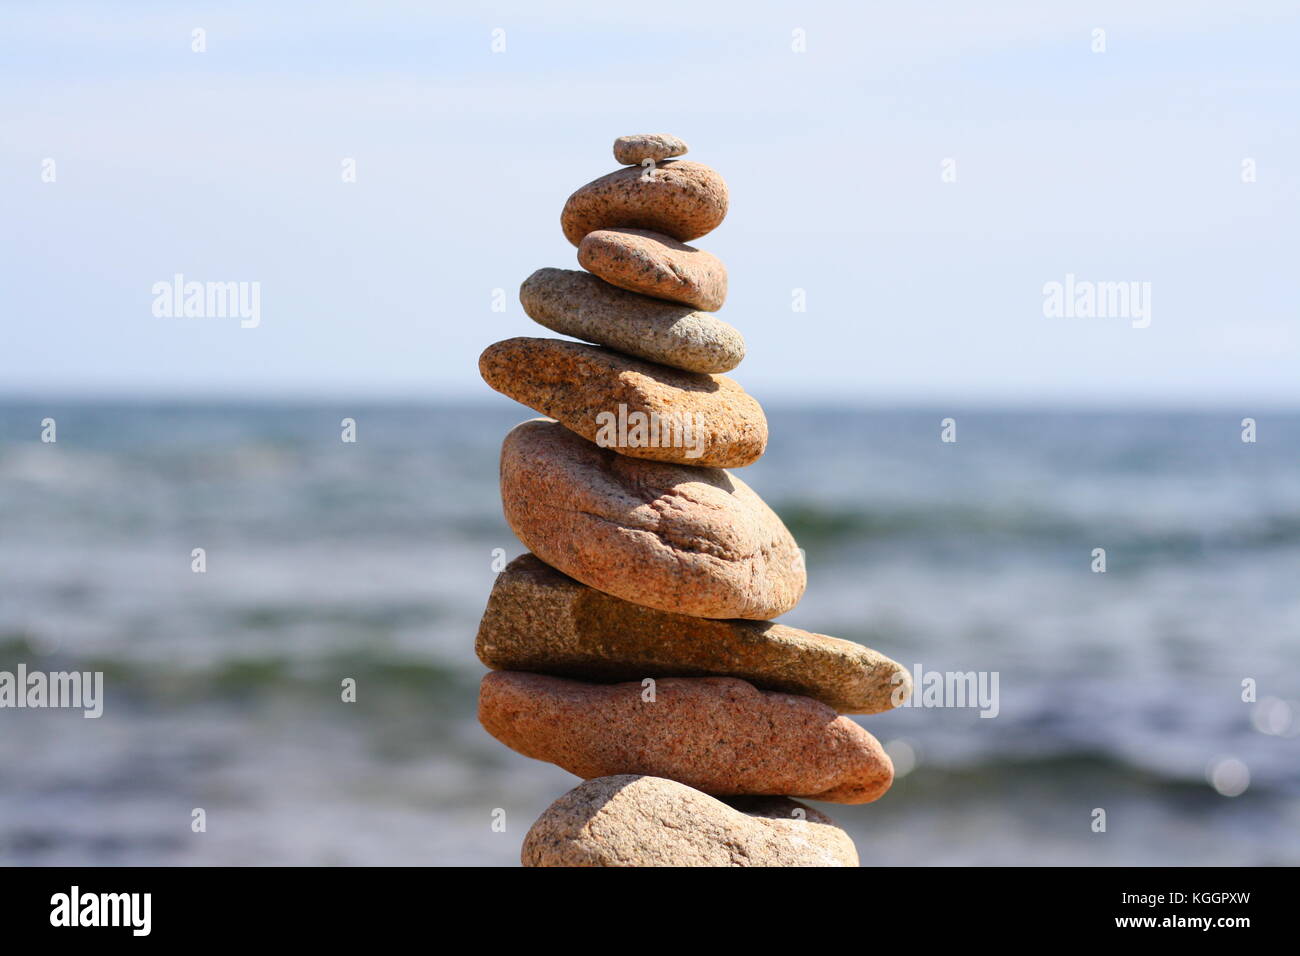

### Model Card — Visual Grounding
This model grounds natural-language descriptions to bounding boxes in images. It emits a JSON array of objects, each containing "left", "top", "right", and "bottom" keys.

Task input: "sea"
[{"left": 1, "top": 401, "right": 1297, "bottom": 866}]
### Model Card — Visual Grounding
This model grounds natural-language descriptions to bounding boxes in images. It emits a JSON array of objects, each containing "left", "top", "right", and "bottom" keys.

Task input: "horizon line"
[{"left": 1, "top": 391, "right": 1297, "bottom": 414}]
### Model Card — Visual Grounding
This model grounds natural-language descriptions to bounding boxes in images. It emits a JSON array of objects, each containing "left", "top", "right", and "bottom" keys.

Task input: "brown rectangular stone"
[{"left": 476, "top": 553, "right": 910, "bottom": 714}]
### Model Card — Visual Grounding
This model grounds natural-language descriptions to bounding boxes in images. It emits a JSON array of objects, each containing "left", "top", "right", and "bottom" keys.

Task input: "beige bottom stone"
[{"left": 523, "top": 774, "right": 859, "bottom": 867}]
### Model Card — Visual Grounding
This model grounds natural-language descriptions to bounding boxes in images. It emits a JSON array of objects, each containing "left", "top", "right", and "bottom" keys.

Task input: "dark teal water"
[{"left": 1, "top": 402, "right": 1297, "bottom": 865}]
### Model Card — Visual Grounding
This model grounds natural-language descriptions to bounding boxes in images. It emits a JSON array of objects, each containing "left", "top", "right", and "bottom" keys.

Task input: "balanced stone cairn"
[{"left": 476, "top": 134, "right": 912, "bottom": 867}]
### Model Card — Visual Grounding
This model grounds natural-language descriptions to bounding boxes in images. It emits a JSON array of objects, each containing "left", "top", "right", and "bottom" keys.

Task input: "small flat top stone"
[{"left": 613, "top": 134, "right": 689, "bottom": 165}]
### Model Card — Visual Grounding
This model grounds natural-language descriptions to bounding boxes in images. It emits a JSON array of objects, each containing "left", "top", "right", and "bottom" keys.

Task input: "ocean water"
[{"left": 1, "top": 401, "right": 1297, "bottom": 866}]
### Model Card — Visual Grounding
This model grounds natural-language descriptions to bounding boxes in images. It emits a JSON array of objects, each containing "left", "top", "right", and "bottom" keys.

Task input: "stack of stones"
[{"left": 476, "top": 134, "right": 911, "bottom": 867}]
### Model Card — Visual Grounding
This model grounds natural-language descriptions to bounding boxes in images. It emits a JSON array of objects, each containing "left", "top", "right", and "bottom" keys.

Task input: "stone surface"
[
  {"left": 561, "top": 160, "right": 728, "bottom": 246},
  {"left": 613, "top": 134, "right": 689, "bottom": 166},
  {"left": 522, "top": 775, "right": 859, "bottom": 867},
  {"left": 479, "top": 337, "right": 766, "bottom": 468},
  {"left": 578, "top": 228, "right": 727, "bottom": 311},
  {"left": 519, "top": 268, "right": 744, "bottom": 374},
  {"left": 479, "top": 672, "right": 893, "bottom": 803},
  {"left": 477, "top": 553, "right": 910, "bottom": 714},
  {"left": 498, "top": 419, "right": 804, "bottom": 619}
]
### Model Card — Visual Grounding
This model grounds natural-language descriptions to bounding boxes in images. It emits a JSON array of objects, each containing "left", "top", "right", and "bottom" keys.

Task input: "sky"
[{"left": 2, "top": 0, "right": 1298, "bottom": 406}]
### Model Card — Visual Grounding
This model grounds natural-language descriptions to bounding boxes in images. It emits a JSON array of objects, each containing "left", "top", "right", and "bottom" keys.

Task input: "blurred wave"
[{"left": 1, "top": 401, "right": 1297, "bottom": 865}]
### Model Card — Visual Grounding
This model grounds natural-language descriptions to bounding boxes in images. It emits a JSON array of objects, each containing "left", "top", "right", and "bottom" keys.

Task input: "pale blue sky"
[{"left": 3, "top": 1, "right": 1297, "bottom": 404}]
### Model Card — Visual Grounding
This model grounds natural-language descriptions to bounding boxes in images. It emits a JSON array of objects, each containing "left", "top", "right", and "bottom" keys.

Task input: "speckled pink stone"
[
  {"left": 578, "top": 228, "right": 727, "bottom": 311},
  {"left": 497, "top": 419, "right": 805, "bottom": 619},
  {"left": 560, "top": 160, "right": 728, "bottom": 246},
  {"left": 478, "top": 672, "right": 894, "bottom": 804}
]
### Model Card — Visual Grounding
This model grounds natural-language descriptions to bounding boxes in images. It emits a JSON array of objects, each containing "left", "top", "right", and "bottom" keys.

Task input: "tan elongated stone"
[
  {"left": 477, "top": 553, "right": 910, "bottom": 714},
  {"left": 578, "top": 228, "right": 727, "bottom": 311},
  {"left": 560, "top": 160, "right": 728, "bottom": 246},
  {"left": 498, "top": 419, "right": 804, "bottom": 620},
  {"left": 522, "top": 775, "right": 859, "bottom": 867},
  {"left": 479, "top": 337, "right": 766, "bottom": 468},
  {"left": 519, "top": 268, "right": 744, "bottom": 374},
  {"left": 613, "top": 134, "right": 689, "bottom": 166},
  {"left": 478, "top": 672, "right": 893, "bottom": 804}
]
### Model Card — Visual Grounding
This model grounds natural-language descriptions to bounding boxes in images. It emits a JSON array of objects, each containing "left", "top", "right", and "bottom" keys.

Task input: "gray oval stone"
[{"left": 520, "top": 268, "right": 744, "bottom": 374}]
